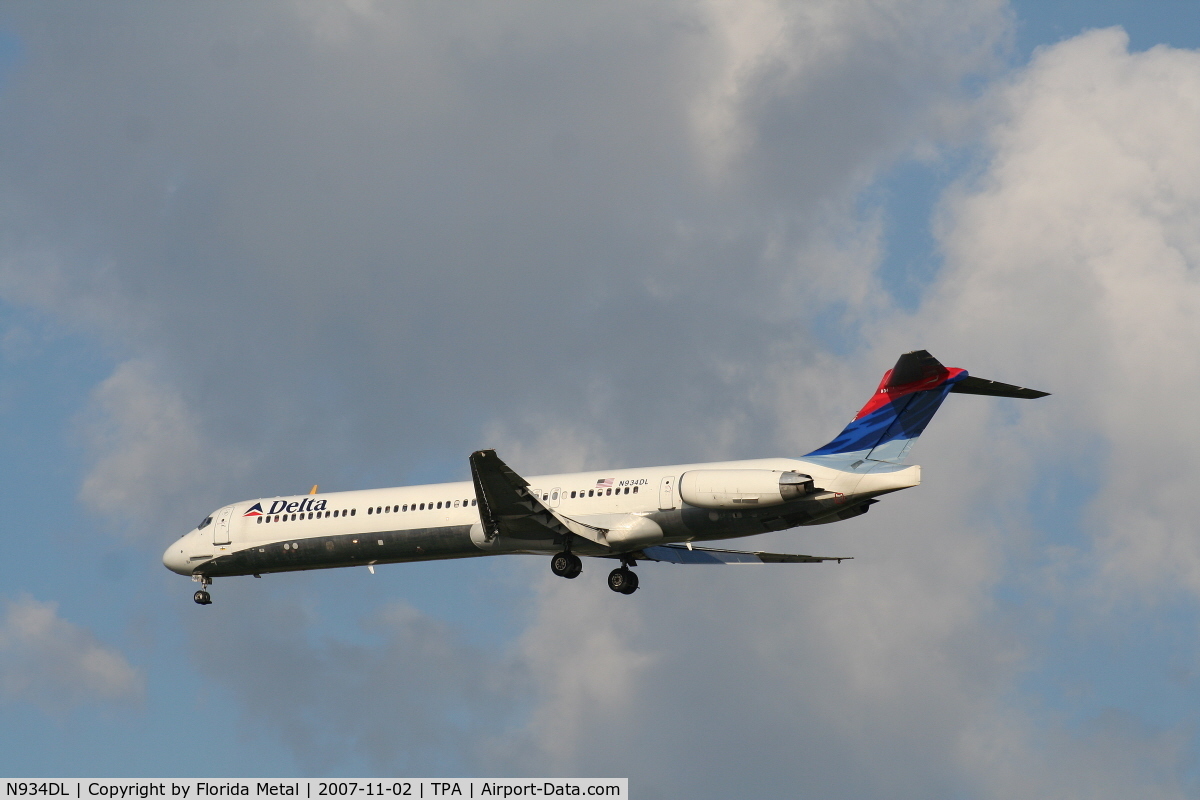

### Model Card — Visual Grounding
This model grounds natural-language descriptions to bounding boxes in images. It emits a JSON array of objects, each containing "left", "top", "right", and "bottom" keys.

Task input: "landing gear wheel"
[
  {"left": 192, "top": 575, "right": 213, "bottom": 605},
  {"left": 607, "top": 567, "right": 639, "bottom": 594},
  {"left": 551, "top": 552, "right": 583, "bottom": 579}
]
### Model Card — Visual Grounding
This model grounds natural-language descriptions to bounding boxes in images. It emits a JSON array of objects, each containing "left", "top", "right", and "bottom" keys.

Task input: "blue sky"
[{"left": 1, "top": 2, "right": 1199, "bottom": 797}]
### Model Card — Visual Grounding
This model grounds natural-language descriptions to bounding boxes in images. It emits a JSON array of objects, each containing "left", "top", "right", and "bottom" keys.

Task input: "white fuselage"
[{"left": 163, "top": 456, "right": 919, "bottom": 579}]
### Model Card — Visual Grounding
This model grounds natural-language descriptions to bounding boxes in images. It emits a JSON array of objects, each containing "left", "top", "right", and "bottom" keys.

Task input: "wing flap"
[{"left": 638, "top": 544, "right": 850, "bottom": 564}]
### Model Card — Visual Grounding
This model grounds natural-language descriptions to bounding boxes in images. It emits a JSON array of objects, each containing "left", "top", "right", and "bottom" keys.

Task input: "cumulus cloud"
[
  {"left": 477, "top": 24, "right": 1200, "bottom": 799},
  {"left": 78, "top": 360, "right": 236, "bottom": 535},
  {"left": 189, "top": 595, "right": 525, "bottom": 774},
  {"left": 3, "top": 1, "right": 1196, "bottom": 796},
  {"left": 926, "top": 28, "right": 1200, "bottom": 599},
  {"left": 0, "top": 0, "right": 1007, "bottom": 511},
  {"left": 0, "top": 595, "right": 143, "bottom": 712}
]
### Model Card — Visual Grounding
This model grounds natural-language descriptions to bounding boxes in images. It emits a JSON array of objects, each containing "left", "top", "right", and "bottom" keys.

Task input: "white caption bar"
[{"left": 2, "top": 781, "right": 627, "bottom": 800}]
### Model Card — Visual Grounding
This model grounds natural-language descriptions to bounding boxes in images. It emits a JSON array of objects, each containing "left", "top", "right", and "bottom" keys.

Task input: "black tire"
[
  {"left": 551, "top": 552, "right": 574, "bottom": 578},
  {"left": 194, "top": 590, "right": 210, "bottom": 605},
  {"left": 621, "top": 569, "right": 639, "bottom": 594},
  {"left": 608, "top": 567, "right": 638, "bottom": 594},
  {"left": 550, "top": 552, "right": 582, "bottom": 579}
]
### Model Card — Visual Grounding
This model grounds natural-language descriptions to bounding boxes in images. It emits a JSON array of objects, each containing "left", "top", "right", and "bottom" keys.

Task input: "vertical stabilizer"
[
  {"left": 804, "top": 351, "right": 966, "bottom": 464},
  {"left": 804, "top": 351, "right": 1048, "bottom": 466}
]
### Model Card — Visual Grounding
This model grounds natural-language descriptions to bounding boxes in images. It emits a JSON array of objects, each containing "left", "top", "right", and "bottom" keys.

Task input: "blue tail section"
[{"left": 805, "top": 351, "right": 968, "bottom": 464}]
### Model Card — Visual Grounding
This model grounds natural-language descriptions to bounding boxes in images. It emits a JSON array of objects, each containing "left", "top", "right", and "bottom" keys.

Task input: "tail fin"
[{"left": 804, "top": 351, "right": 1048, "bottom": 465}]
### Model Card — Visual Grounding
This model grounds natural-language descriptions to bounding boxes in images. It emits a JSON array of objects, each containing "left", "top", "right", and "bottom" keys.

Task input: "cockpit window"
[{"left": 198, "top": 516, "right": 213, "bottom": 530}]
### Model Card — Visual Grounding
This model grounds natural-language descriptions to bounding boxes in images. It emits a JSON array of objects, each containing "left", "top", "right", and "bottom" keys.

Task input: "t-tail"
[{"left": 804, "top": 350, "right": 1048, "bottom": 466}]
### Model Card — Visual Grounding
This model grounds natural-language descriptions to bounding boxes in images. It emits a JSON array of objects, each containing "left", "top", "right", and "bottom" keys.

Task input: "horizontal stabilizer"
[
  {"left": 949, "top": 376, "right": 1049, "bottom": 399},
  {"left": 637, "top": 544, "right": 850, "bottom": 564}
]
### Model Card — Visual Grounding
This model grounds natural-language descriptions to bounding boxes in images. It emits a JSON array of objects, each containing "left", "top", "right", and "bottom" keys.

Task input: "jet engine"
[{"left": 678, "top": 469, "right": 818, "bottom": 509}]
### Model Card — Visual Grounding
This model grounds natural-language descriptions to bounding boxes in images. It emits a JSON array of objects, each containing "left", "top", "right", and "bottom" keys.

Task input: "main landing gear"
[
  {"left": 193, "top": 575, "right": 213, "bottom": 605},
  {"left": 550, "top": 551, "right": 583, "bottom": 579},
  {"left": 549, "top": 551, "right": 639, "bottom": 594},
  {"left": 607, "top": 566, "right": 639, "bottom": 595}
]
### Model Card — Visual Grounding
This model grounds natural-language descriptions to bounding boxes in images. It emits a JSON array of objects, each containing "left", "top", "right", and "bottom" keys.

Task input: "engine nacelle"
[{"left": 678, "top": 469, "right": 817, "bottom": 509}]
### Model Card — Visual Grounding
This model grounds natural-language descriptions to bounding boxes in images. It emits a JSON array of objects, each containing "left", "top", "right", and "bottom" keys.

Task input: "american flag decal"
[{"left": 596, "top": 478, "right": 613, "bottom": 488}]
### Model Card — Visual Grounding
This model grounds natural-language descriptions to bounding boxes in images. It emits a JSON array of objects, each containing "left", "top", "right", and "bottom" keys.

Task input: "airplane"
[{"left": 163, "top": 351, "right": 1047, "bottom": 603}]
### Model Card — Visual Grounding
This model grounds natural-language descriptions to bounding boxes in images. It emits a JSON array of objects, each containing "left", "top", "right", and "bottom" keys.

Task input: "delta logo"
[{"left": 243, "top": 498, "right": 329, "bottom": 517}]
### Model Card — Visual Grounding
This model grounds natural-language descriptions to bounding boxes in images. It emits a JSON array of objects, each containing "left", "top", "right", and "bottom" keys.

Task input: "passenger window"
[
  {"left": 552, "top": 491, "right": 558, "bottom": 500},
  {"left": 471, "top": 499, "right": 477, "bottom": 506},
  {"left": 624, "top": 487, "right": 629, "bottom": 494},
  {"left": 403, "top": 504, "right": 408, "bottom": 512},
  {"left": 257, "top": 517, "right": 262, "bottom": 524},
  {"left": 606, "top": 488, "right": 611, "bottom": 496},
  {"left": 368, "top": 507, "right": 374, "bottom": 515},
  {"left": 437, "top": 501, "right": 443, "bottom": 509},
  {"left": 588, "top": 490, "right": 593, "bottom": 497},
  {"left": 419, "top": 503, "right": 425, "bottom": 510},
  {"left": 633, "top": 486, "right": 638, "bottom": 493},
  {"left": 350, "top": 509, "right": 356, "bottom": 516}
]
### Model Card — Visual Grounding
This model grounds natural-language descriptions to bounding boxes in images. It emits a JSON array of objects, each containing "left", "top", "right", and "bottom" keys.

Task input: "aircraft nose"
[{"left": 163, "top": 536, "right": 193, "bottom": 575}]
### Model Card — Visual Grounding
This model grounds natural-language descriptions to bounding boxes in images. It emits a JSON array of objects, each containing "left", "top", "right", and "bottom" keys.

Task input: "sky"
[{"left": 1, "top": 0, "right": 1200, "bottom": 796}]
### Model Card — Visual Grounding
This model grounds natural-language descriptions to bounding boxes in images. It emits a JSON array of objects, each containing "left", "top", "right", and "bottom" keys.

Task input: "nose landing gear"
[
  {"left": 550, "top": 551, "right": 583, "bottom": 579},
  {"left": 192, "top": 575, "right": 213, "bottom": 605}
]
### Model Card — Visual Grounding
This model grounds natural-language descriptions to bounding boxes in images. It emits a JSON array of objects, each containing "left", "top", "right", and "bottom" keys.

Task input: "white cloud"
[
  {"left": 78, "top": 360, "right": 241, "bottom": 536},
  {"left": 927, "top": 28, "right": 1200, "bottom": 600},
  {"left": 7, "top": 2, "right": 1198, "bottom": 796},
  {"left": 0, "top": 595, "right": 143, "bottom": 712},
  {"left": 0, "top": 0, "right": 1010, "bottom": 519},
  {"left": 189, "top": 595, "right": 525, "bottom": 774},
  {"left": 478, "top": 25, "right": 1200, "bottom": 798}
]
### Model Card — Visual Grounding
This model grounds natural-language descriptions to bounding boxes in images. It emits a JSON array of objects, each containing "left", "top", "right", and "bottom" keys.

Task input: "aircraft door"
[
  {"left": 658, "top": 476, "right": 676, "bottom": 511},
  {"left": 212, "top": 506, "right": 234, "bottom": 546},
  {"left": 549, "top": 488, "right": 561, "bottom": 509}
]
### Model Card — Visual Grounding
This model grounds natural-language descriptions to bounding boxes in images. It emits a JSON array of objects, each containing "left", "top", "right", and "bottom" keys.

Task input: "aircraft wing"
[
  {"left": 469, "top": 449, "right": 608, "bottom": 546},
  {"left": 635, "top": 544, "right": 851, "bottom": 564}
]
